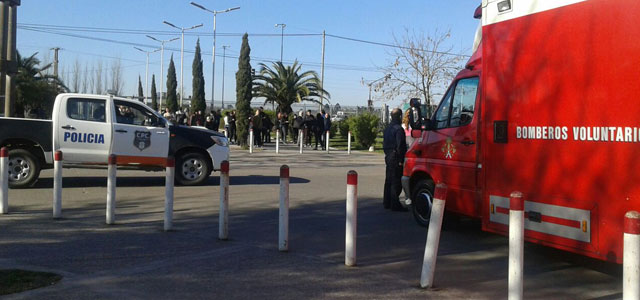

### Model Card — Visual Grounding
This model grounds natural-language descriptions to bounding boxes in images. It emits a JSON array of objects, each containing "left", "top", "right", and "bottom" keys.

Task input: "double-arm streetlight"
[
  {"left": 133, "top": 47, "right": 160, "bottom": 105},
  {"left": 221, "top": 45, "right": 230, "bottom": 109},
  {"left": 163, "top": 21, "right": 203, "bottom": 108},
  {"left": 275, "top": 23, "right": 286, "bottom": 62},
  {"left": 366, "top": 74, "right": 391, "bottom": 111},
  {"left": 146, "top": 35, "right": 179, "bottom": 112},
  {"left": 190, "top": 2, "right": 240, "bottom": 110}
]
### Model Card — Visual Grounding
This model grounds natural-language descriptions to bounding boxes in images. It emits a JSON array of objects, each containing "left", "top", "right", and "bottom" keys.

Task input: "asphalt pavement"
[{"left": 0, "top": 142, "right": 623, "bottom": 299}]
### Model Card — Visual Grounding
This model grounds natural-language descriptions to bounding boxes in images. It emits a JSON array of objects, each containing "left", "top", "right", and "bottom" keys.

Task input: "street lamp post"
[
  {"left": 221, "top": 45, "right": 229, "bottom": 110},
  {"left": 275, "top": 23, "right": 286, "bottom": 62},
  {"left": 146, "top": 35, "right": 179, "bottom": 112},
  {"left": 190, "top": 2, "right": 240, "bottom": 110},
  {"left": 163, "top": 21, "right": 203, "bottom": 108},
  {"left": 365, "top": 74, "right": 391, "bottom": 112},
  {"left": 134, "top": 47, "right": 160, "bottom": 105}
]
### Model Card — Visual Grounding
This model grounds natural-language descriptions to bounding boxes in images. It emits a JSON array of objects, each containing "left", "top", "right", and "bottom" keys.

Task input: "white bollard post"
[
  {"left": 345, "top": 170, "right": 358, "bottom": 266},
  {"left": 53, "top": 151, "right": 63, "bottom": 219},
  {"left": 347, "top": 131, "right": 352, "bottom": 155},
  {"left": 0, "top": 147, "right": 8, "bottom": 214},
  {"left": 279, "top": 165, "right": 290, "bottom": 251},
  {"left": 509, "top": 192, "right": 524, "bottom": 300},
  {"left": 276, "top": 130, "right": 280, "bottom": 154},
  {"left": 420, "top": 183, "right": 448, "bottom": 288},
  {"left": 219, "top": 160, "right": 229, "bottom": 240},
  {"left": 164, "top": 157, "right": 175, "bottom": 231},
  {"left": 326, "top": 130, "right": 330, "bottom": 153},
  {"left": 106, "top": 154, "right": 117, "bottom": 225},
  {"left": 249, "top": 129, "right": 254, "bottom": 154},
  {"left": 624, "top": 211, "right": 640, "bottom": 300},
  {"left": 299, "top": 129, "right": 304, "bottom": 154}
]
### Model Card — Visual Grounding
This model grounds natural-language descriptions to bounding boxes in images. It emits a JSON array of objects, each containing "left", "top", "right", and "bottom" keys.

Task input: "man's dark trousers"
[{"left": 384, "top": 152, "right": 403, "bottom": 210}]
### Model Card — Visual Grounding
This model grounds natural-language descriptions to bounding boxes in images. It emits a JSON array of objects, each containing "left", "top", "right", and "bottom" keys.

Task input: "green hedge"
[{"left": 347, "top": 113, "right": 380, "bottom": 148}]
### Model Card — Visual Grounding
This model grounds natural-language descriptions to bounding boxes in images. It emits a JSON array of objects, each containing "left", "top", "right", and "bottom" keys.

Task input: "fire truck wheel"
[{"left": 411, "top": 179, "right": 434, "bottom": 227}]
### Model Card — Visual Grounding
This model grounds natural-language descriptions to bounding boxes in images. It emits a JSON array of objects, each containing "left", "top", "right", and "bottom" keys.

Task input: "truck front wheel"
[
  {"left": 411, "top": 179, "right": 434, "bottom": 227},
  {"left": 7, "top": 149, "right": 41, "bottom": 189},
  {"left": 176, "top": 152, "right": 211, "bottom": 186}
]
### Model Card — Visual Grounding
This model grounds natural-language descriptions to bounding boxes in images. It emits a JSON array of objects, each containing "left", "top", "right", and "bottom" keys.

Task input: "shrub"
[
  {"left": 348, "top": 113, "right": 380, "bottom": 148},
  {"left": 338, "top": 120, "right": 350, "bottom": 138}
]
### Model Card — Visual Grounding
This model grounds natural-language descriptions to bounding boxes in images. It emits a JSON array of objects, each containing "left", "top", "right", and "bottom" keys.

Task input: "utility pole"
[
  {"left": 275, "top": 23, "right": 286, "bottom": 112},
  {"left": 320, "top": 30, "right": 325, "bottom": 112},
  {"left": 147, "top": 35, "right": 179, "bottom": 112},
  {"left": 134, "top": 47, "right": 160, "bottom": 105},
  {"left": 51, "top": 47, "right": 60, "bottom": 78},
  {"left": 2, "top": 0, "right": 19, "bottom": 117},
  {"left": 221, "top": 45, "right": 229, "bottom": 110}
]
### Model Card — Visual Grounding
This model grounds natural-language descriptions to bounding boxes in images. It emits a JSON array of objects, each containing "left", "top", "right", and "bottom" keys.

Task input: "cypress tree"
[
  {"left": 191, "top": 38, "right": 206, "bottom": 113},
  {"left": 151, "top": 74, "right": 158, "bottom": 111},
  {"left": 235, "top": 33, "right": 253, "bottom": 148},
  {"left": 166, "top": 55, "right": 178, "bottom": 113},
  {"left": 137, "top": 75, "right": 144, "bottom": 102}
]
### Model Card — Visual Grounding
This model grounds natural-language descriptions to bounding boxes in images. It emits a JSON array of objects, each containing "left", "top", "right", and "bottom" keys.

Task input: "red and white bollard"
[
  {"left": 0, "top": 147, "right": 8, "bottom": 214},
  {"left": 249, "top": 129, "right": 254, "bottom": 153},
  {"left": 509, "top": 192, "right": 524, "bottom": 300},
  {"left": 299, "top": 129, "right": 304, "bottom": 154},
  {"left": 420, "top": 183, "right": 448, "bottom": 288},
  {"left": 624, "top": 211, "right": 640, "bottom": 300},
  {"left": 347, "top": 131, "right": 352, "bottom": 155},
  {"left": 325, "top": 130, "right": 330, "bottom": 153},
  {"left": 53, "top": 151, "right": 63, "bottom": 219},
  {"left": 345, "top": 170, "right": 358, "bottom": 266},
  {"left": 276, "top": 130, "right": 280, "bottom": 154},
  {"left": 106, "top": 154, "right": 117, "bottom": 225},
  {"left": 279, "top": 165, "right": 289, "bottom": 251},
  {"left": 219, "top": 160, "right": 229, "bottom": 240},
  {"left": 164, "top": 157, "right": 175, "bottom": 231}
]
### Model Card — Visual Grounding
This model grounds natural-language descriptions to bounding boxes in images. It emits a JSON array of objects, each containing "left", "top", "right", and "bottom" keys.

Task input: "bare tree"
[
  {"left": 95, "top": 60, "right": 103, "bottom": 94},
  {"left": 72, "top": 58, "right": 81, "bottom": 93},
  {"left": 88, "top": 62, "right": 96, "bottom": 93},
  {"left": 109, "top": 58, "right": 124, "bottom": 95},
  {"left": 378, "top": 28, "right": 466, "bottom": 108},
  {"left": 81, "top": 63, "right": 89, "bottom": 93}
]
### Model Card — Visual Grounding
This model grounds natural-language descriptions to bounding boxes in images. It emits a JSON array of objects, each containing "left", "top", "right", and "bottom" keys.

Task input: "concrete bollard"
[
  {"left": 347, "top": 131, "right": 352, "bottom": 155},
  {"left": 279, "top": 165, "right": 290, "bottom": 251},
  {"left": 164, "top": 157, "right": 175, "bottom": 231},
  {"left": 326, "top": 130, "right": 330, "bottom": 153},
  {"left": 420, "top": 183, "right": 448, "bottom": 288},
  {"left": 624, "top": 211, "right": 640, "bottom": 300},
  {"left": 219, "top": 160, "right": 229, "bottom": 240},
  {"left": 53, "top": 151, "right": 63, "bottom": 219},
  {"left": 509, "top": 192, "right": 524, "bottom": 300},
  {"left": 0, "top": 147, "right": 8, "bottom": 214},
  {"left": 249, "top": 129, "right": 254, "bottom": 154},
  {"left": 299, "top": 129, "right": 304, "bottom": 154},
  {"left": 345, "top": 170, "right": 358, "bottom": 266},
  {"left": 106, "top": 154, "right": 117, "bottom": 225},
  {"left": 276, "top": 130, "right": 280, "bottom": 154}
]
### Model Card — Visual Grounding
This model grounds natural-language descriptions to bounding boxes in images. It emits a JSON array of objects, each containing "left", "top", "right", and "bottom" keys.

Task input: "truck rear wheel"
[
  {"left": 176, "top": 152, "right": 210, "bottom": 186},
  {"left": 7, "top": 149, "right": 41, "bottom": 189},
  {"left": 411, "top": 179, "right": 434, "bottom": 227}
]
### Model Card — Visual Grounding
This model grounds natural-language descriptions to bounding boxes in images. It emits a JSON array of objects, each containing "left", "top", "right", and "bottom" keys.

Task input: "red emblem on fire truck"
[{"left": 441, "top": 137, "right": 456, "bottom": 159}]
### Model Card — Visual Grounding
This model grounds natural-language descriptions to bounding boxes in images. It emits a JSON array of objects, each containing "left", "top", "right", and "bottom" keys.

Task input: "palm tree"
[
  {"left": 252, "top": 61, "right": 329, "bottom": 113},
  {"left": 15, "top": 51, "right": 68, "bottom": 117}
]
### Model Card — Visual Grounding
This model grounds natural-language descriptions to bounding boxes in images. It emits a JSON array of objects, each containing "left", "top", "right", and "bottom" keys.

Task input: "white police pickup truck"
[{"left": 0, "top": 93, "right": 229, "bottom": 188}]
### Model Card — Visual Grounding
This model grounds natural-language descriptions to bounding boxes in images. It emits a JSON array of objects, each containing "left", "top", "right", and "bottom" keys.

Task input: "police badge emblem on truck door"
[{"left": 134, "top": 131, "right": 151, "bottom": 151}]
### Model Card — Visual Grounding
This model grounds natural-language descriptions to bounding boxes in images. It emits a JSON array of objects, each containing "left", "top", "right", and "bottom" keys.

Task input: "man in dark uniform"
[{"left": 383, "top": 108, "right": 408, "bottom": 211}]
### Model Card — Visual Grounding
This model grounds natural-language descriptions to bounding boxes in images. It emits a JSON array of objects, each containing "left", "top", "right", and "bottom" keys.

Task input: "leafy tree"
[
  {"left": 348, "top": 113, "right": 380, "bottom": 148},
  {"left": 235, "top": 33, "right": 253, "bottom": 148},
  {"left": 150, "top": 74, "right": 158, "bottom": 111},
  {"left": 191, "top": 38, "right": 206, "bottom": 113},
  {"left": 253, "top": 61, "right": 329, "bottom": 114},
  {"left": 14, "top": 51, "right": 68, "bottom": 118},
  {"left": 166, "top": 54, "right": 178, "bottom": 113},
  {"left": 137, "top": 75, "right": 144, "bottom": 102}
]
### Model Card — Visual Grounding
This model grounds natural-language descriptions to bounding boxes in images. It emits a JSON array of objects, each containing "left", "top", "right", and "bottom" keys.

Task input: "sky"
[{"left": 17, "top": 0, "right": 480, "bottom": 109}]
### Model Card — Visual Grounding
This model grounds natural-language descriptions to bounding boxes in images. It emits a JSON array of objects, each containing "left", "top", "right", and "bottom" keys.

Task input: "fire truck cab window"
[
  {"left": 449, "top": 77, "right": 479, "bottom": 127},
  {"left": 434, "top": 88, "right": 453, "bottom": 129}
]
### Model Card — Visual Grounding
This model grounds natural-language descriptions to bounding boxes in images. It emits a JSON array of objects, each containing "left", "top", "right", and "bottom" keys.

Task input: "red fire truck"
[{"left": 401, "top": 0, "right": 640, "bottom": 263}]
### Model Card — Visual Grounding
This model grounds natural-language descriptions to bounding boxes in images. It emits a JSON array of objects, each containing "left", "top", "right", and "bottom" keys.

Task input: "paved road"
[{"left": 0, "top": 143, "right": 622, "bottom": 299}]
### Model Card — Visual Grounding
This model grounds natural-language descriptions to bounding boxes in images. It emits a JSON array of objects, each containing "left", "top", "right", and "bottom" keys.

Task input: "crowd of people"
[{"left": 159, "top": 106, "right": 331, "bottom": 149}]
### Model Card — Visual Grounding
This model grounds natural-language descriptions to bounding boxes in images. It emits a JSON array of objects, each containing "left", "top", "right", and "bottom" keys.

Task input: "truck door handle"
[
  {"left": 61, "top": 125, "right": 76, "bottom": 130},
  {"left": 157, "top": 131, "right": 166, "bottom": 134},
  {"left": 115, "top": 129, "right": 128, "bottom": 133},
  {"left": 461, "top": 140, "right": 475, "bottom": 146}
]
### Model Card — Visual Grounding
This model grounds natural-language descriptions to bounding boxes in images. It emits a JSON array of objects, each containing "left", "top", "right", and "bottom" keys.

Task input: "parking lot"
[{"left": 0, "top": 144, "right": 624, "bottom": 299}]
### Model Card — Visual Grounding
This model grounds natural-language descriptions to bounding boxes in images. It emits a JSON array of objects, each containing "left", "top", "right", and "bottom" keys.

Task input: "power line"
[{"left": 325, "top": 33, "right": 471, "bottom": 58}]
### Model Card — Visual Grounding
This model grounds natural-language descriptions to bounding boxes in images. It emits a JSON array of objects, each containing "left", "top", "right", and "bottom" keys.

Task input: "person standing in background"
[{"left": 383, "top": 108, "right": 407, "bottom": 211}]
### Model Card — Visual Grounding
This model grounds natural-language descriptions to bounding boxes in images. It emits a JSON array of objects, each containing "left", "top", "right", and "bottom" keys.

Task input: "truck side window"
[
  {"left": 67, "top": 98, "right": 106, "bottom": 123},
  {"left": 449, "top": 77, "right": 479, "bottom": 127},
  {"left": 434, "top": 88, "right": 453, "bottom": 129},
  {"left": 113, "top": 100, "right": 159, "bottom": 127}
]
